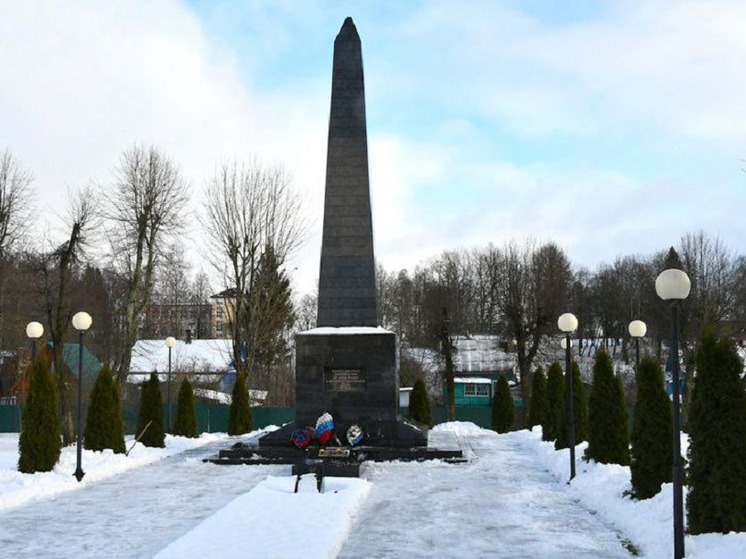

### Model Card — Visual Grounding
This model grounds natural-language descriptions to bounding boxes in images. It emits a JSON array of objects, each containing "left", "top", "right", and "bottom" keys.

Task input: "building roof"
[
  {"left": 454, "top": 377, "right": 493, "bottom": 384},
  {"left": 194, "top": 387, "right": 267, "bottom": 404},
  {"left": 211, "top": 288, "right": 239, "bottom": 299},
  {"left": 128, "top": 339, "right": 233, "bottom": 382},
  {"left": 60, "top": 343, "right": 102, "bottom": 385}
]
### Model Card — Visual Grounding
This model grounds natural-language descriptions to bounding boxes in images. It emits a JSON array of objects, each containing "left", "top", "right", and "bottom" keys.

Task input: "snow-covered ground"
[{"left": 1, "top": 424, "right": 745, "bottom": 558}]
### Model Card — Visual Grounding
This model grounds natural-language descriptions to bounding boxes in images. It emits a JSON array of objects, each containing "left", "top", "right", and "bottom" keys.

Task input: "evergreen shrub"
[
  {"left": 18, "top": 352, "right": 61, "bottom": 473},
  {"left": 407, "top": 375, "right": 432, "bottom": 427},
  {"left": 527, "top": 366, "right": 546, "bottom": 431},
  {"left": 173, "top": 378, "right": 198, "bottom": 438},
  {"left": 543, "top": 361, "right": 564, "bottom": 442},
  {"left": 687, "top": 329, "right": 746, "bottom": 534},
  {"left": 586, "top": 349, "right": 629, "bottom": 465},
  {"left": 491, "top": 374, "right": 515, "bottom": 433},
  {"left": 630, "top": 356, "right": 672, "bottom": 499},
  {"left": 555, "top": 361, "right": 588, "bottom": 450},
  {"left": 136, "top": 373, "right": 165, "bottom": 448},
  {"left": 84, "top": 363, "right": 125, "bottom": 453},
  {"left": 227, "top": 370, "right": 252, "bottom": 435}
]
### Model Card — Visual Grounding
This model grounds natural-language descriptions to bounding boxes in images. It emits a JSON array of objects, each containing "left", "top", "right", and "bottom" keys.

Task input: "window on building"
[{"left": 464, "top": 383, "right": 489, "bottom": 397}]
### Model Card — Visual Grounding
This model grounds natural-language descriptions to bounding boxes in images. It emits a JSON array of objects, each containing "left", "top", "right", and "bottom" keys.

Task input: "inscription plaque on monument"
[{"left": 325, "top": 368, "right": 367, "bottom": 392}]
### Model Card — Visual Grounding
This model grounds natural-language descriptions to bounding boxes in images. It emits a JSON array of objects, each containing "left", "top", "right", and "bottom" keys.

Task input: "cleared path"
[
  {"left": 339, "top": 430, "right": 631, "bottom": 559},
  {"left": 0, "top": 439, "right": 286, "bottom": 558}
]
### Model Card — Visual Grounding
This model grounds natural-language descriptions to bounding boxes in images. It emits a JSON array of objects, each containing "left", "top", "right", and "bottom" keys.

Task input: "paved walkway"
[
  {"left": 339, "top": 431, "right": 632, "bottom": 559},
  {"left": 0, "top": 432, "right": 633, "bottom": 558},
  {"left": 0, "top": 440, "right": 285, "bottom": 558}
]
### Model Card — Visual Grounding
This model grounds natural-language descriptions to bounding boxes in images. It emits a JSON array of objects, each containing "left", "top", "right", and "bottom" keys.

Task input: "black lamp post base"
[{"left": 73, "top": 468, "right": 85, "bottom": 482}]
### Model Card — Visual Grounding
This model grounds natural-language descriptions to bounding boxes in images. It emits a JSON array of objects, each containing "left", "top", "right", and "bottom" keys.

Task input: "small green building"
[{"left": 447, "top": 371, "right": 518, "bottom": 406}]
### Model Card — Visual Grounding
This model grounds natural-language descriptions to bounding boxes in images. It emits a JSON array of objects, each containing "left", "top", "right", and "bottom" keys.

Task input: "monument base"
[{"left": 258, "top": 327, "right": 428, "bottom": 448}]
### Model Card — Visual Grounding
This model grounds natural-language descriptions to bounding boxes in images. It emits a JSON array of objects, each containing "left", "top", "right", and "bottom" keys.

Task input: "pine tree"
[
  {"left": 555, "top": 361, "right": 588, "bottom": 450},
  {"left": 136, "top": 373, "right": 165, "bottom": 448},
  {"left": 173, "top": 378, "right": 198, "bottom": 438},
  {"left": 18, "top": 352, "right": 61, "bottom": 473},
  {"left": 543, "top": 361, "right": 564, "bottom": 442},
  {"left": 630, "top": 355, "right": 672, "bottom": 499},
  {"left": 407, "top": 375, "right": 433, "bottom": 427},
  {"left": 586, "top": 349, "right": 629, "bottom": 465},
  {"left": 84, "top": 363, "right": 125, "bottom": 453},
  {"left": 491, "top": 374, "right": 515, "bottom": 433},
  {"left": 227, "top": 370, "right": 252, "bottom": 435},
  {"left": 251, "top": 245, "right": 295, "bottom": 373},
  {"left": 527, "top": 366, "right": 547, "bottom": 431},
  {"left": 687, "top": 329, "right": 746, "bottom": 534}
]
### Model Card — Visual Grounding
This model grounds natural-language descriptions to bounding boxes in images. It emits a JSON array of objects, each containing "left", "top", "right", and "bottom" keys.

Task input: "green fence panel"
[
  {"left": 4, "top": 402, "right": 531, "bottom": 435},
  {"left": 251, "top": 407, "right": 295, "bottom": 430},
  {"left": 0, "top": 405, "right": 22, "bottom": 433}
]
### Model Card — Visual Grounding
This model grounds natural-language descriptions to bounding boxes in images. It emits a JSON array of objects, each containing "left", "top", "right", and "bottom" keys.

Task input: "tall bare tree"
[
  {"left": 40, "top": 187, "right": 97, "bottom": 443},
  {"left": 204, "top": 161, "right": 307, "bottom": 384},
  {"left": 0, "top": 150, "right": 33, "bottom": 349},
  {"left": 107, "top": 145, "right": 188, "bottom": 382},
  {"left": 495, "top": 241, "right": 572, "bottom": 418},
  {"left": 152, "top": 241, "right": 191, "bottom": 337}
]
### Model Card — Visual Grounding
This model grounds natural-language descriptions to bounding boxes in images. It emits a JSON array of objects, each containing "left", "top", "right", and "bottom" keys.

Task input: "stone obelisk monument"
[
  {"left": 260, "top": 17, "right": 426, "bottom": 447},
  {"left": 317, "top": 17, "right": 377, "bottom": 328}
]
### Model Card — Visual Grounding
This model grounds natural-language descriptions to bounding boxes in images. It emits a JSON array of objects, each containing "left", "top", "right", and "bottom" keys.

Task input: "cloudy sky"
[{"left": 2, "top": 0, "right": 745, "bottom": 294}]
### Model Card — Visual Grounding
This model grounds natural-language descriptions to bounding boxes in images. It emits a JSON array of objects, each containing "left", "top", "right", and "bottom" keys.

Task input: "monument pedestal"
[{"left": 259, "top": 327, "right": 428, "bottom": 447}]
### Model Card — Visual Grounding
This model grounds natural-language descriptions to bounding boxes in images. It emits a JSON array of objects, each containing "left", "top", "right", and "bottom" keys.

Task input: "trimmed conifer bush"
[
  {"left": 491, "top": 374, "right": 515, "bottom": 433},
  {"left": 407, "top": 375, "right": 432, "bottom": 426},
  {"left": 630, "top": 355, "right": 672, "bottom": 499},
  {"left": 543, "top": 361, "right": 564, "bottom": 442},
  {"left": 18, "top": 352, "right": 61, "bottom": 473},
  {"left": 687, "top": 329, "right": 746, "bottom": 534},
  {"left": 555, "top": 361, "right": 588, "bottom": 450},
  {"left": 173, "top": 378, "right": 198, "bottom": 438},
  {"left": 84, "top": 363, "right": 125, "bottom": 453},
  {"left": 527, "top": 366, "right": 546, "bottom": 431},
  {"left": 227, "top": 370, "right": 252, "bottom": 435},
  {"left": 136, "top": 373, "right": 165, "bottom": 448},
  {"left": 586, "top": 349, "right": 629, "bottom": 465}
]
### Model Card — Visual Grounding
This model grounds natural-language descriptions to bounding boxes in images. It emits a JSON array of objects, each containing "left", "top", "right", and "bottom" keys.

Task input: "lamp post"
[
  {"left": 628, "top": 319, "right": 647, "bottom": 374},
  {"left": 655, "top": 268, "right": 691, "bottom": 559},
  {"left": 71, "top": 311, "right": 92, "bottom": 482},
  {"left": 26, "top": 321, "right": 44, "bottom": 362},
  {"left": 558, "top": 312, "right": 579, "bottom": 481},
  {"left": 165, "top": 336, "right": 176, "bottom": 433}
]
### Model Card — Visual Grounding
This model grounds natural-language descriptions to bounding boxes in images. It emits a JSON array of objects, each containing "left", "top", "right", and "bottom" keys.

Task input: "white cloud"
[{"left": 2, "top": 0, "right": 745, "bottom": 298}]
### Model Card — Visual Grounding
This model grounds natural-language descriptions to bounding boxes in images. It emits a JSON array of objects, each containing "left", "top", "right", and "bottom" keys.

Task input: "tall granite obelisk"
[
  {"left": 317, "top": 17, "right": 377, "bottom": 327},
  {"left": 260, "top": 18, "right": 426, "bottom": 447}
]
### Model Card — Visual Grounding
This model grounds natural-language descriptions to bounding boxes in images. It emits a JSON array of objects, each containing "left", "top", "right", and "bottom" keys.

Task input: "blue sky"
[{"left": 2, "top": 1, "right": 745, "bottom": 294}]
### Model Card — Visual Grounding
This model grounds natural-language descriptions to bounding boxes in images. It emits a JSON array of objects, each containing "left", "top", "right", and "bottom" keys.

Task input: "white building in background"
[{"left": 128, "top": 338, "right": 267, "bottom": 405}]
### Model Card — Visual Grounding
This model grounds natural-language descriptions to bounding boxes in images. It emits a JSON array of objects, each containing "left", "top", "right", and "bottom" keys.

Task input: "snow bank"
[
  {"left": 155, "top": 475, "right": 371, "bottom": 559},
  {"left": 511, "top": 427, "right": 746, "bottom": 559},
  {"left": 431, "top": 421, "right": 492, "bottom": 436}
]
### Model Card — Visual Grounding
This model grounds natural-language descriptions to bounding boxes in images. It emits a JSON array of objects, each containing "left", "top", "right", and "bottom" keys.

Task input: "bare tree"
[
  {"left": 471, "top": 244, "right": 500, "bottom": 334},
  {"left": 0, "top": 150, "right": 33, "bottom": 349},
  {"left": 152, "top": 241, "right": 191, "bottom": 337},
  {"left": 107, "top": 145, "right": 189, "bottom": 382},
  {"left": 294, "top": 291, "right": 318, "bottom": 331},
  {"left": 495, "top": 241, "right": 572, "bottom": 419},
  {"left": 190, "top": 269, "right": 213, "bottom": 338},
  {"left": 678, "top": 231, "right": 737, "bottom": 339},
  {"left": 204, "top": 161, "right": 307, "bottom": 384},
  {"left": 40, "top": 187, "right": 97, "bottom": 444}
]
